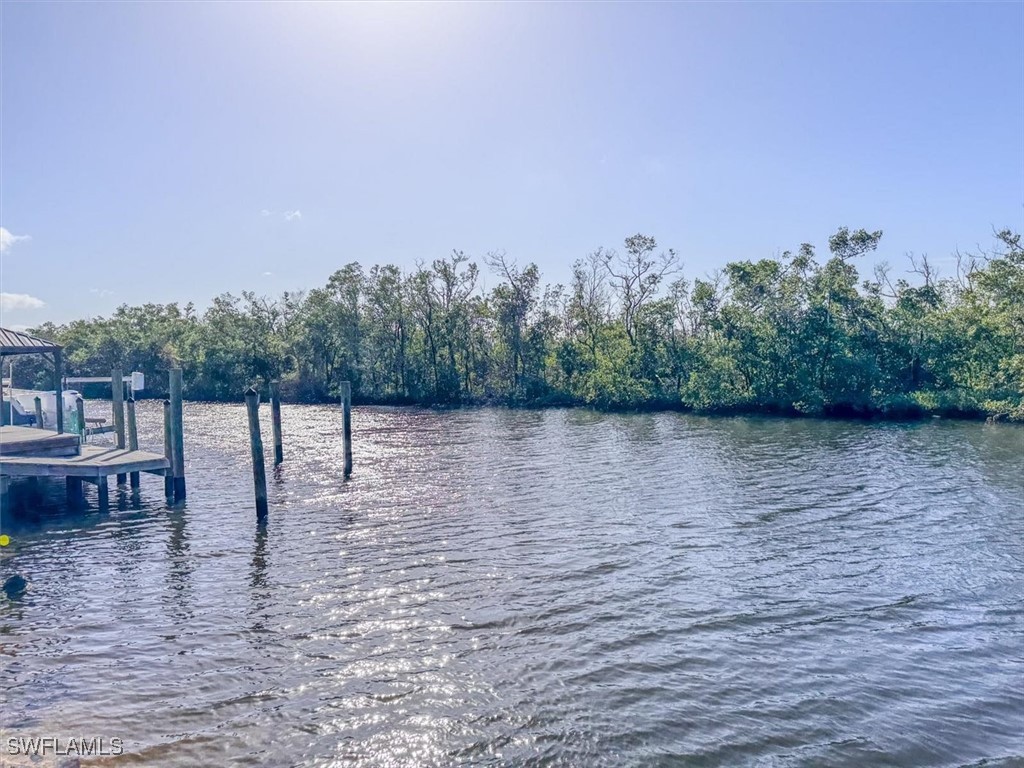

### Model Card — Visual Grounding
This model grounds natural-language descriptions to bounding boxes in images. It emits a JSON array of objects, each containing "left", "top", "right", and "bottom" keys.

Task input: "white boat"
[{"left": 4, "top": 388, "right": 83, "bottom": 431}]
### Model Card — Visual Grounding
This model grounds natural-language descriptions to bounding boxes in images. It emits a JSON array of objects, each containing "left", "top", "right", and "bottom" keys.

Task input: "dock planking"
[
  {"left": 0, "top": 444, "right": 169, "bottom": 479},
  {"left": 0, "top": 425, "right": 81, "bottom": 458}
]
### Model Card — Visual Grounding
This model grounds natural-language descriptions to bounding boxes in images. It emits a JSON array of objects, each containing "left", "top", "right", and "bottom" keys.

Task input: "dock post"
[
  {"left": 341, "top": 380, "right": 352, "bottom": 477},
  {"left": 54, "top": 348, "right": 64, "bottom": 434},
  {"left": 97, "top": 476, "right": 109, "bottom": 510},
  {"left": 66, "top": 477, "right": 84, "bottom": 507},
  {"left": 34, "top": 396, "right": 43, "bottom": 429},
  {"left": 76, "top": 396, "right": 86, "bottom": 444},
  {"left": 127, "top": 396, "right": 140, "bottom": 489},
  {"left": 0, "top": 476, "right": 8, "bottom": 516},
  {"left": 169, "top": 368, "right": 186, "bottom": 501},
  {"left": 270, "top": 381, "right": 283, "bottom": 465},
  {"left": 245, "top": 387, "right": 269, "bottom": 523},
  {"left": 112, "top": 367, "right": 126, "bottom": 484},
  {"left": 163, "top": 399, "right": 173, "bottom": 497}
]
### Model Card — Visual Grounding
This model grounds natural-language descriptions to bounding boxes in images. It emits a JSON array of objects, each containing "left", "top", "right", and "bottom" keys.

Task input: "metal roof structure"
[{"left": 0, "top": 327, "right": 62, "bottom": 356}]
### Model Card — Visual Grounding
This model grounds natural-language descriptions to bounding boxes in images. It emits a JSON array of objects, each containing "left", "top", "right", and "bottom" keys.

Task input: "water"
[{"left": 1, "top": 403, "right": 1022, "bottom": 767}]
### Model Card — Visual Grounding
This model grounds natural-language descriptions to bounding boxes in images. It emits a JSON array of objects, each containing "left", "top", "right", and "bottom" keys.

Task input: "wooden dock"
[
  {"left": 0, "top": 443, "right": 169, "bottom": 478},
  {"left": 0, "top": 425, "right": 80, "bottom": 458},
  {"left": 1, "top": 425, "right": 169, "bottom": 509},
  {"left": 2, "top": 330, "right": 185, "bottom": 513}
]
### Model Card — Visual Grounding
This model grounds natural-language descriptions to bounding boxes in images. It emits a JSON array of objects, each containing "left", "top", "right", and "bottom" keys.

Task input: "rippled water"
[{"left": 1, "top": 402, "right": 1022, "bottom": 767}]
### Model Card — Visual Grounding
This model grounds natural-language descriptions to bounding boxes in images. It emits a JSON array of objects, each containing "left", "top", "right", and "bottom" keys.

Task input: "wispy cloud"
[
  {"left": 0, "top": 293, "right": 45, "bottom": 312},
  {"left": 89, "top": 288, "right": 114, "bottom": 297},
  {"left": 263, "top": 271, "right": 274, "bottom": 277},
  {"left": 260, "top": 209, "right": 302, "bottom": 221},
  {"left": 0, "top": 227, "right": 31, "bottom": 253}
]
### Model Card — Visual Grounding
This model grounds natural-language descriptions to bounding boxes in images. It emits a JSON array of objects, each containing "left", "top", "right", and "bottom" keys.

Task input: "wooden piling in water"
[
  {"left": 245, "top": 387, "right": 269, "bottom": 523},
  {"left": 169, "top": 369, "right": 186, "bottom": 501},
  {"left": 270, "top": 381, "right": 283, "bottom": 465},
  {"left": 112, "top": 367, "right": 126, "bottom": 484},
  {"left": 341, "top": 380, "right": 352, "bottom": 477},
  {"left": 97, "top": 476, "right": 109, "bottom": 509},
  {"left": 54, "top": 348, "right": 64, "bottom": 434},
  {"left": 127, "top": 396, "right": 140, "bottom": 489},
  {"left": 76, "top": 396, "right": 86, "bottom": 443},
  {"left": 66, "top": 477, "right": 84, "bottom": 506},
  {"left": 34, "top": 396, "right": 43, "bottom": 429},
  {"left": 163, "top": 399, "right": 173, "bottom": 498}
]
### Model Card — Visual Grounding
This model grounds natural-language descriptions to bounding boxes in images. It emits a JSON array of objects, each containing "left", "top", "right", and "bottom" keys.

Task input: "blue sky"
[{"left": 1, "top": 1, "right": 1022, "bottom": 327}]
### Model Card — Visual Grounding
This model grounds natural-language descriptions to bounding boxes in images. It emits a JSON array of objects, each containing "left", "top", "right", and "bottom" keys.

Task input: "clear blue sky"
[{"left": 1, "top": 1, "right": 1022, "bottom": 327}]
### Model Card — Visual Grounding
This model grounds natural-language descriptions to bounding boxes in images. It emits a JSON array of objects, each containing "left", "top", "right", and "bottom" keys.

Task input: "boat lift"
[{"left": 2, "top": 366, "right": 144, "bottom": 434}]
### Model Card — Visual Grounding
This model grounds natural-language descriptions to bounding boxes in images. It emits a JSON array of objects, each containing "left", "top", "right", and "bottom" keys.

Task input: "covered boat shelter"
[{"left": 0, "top": 327, "right": 64, "bottom": 433}]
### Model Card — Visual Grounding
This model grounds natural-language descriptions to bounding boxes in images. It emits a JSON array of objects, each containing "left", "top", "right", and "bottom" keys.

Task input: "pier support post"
[
  {"left": 163, "top": 399, "right": 173, "bottom": 498},
  {"left": 127, "top": 396, "right": 140, "bottom": 490},
  {"left": 270, "top": 381, "right": 283, "bottom": 465},
  {"left": 112, "top": 367, "right": 126, "bottom": 484},
  {"left": 34, "top": 396, "right": 43, "bottom": 429},
  {"left": 169, "top": 369, "right": 186, "bottom": 501},
  {"left": 245, "top": 387, "right": 269, "bottom": 523},
  {"left": 0, "top": 476, "right": 9, "bottom": 516},
  {"left": 66, "top": 477, "right": 84, "bottom": 507},
  {"left": 97, "top": 476, "right": 109, "bottom": 510},
  {"left": 76, "top": 396, "right": 86, "bottom": 444},
  {"left": 341, "top": 381, "right": 353, "bottom": 477}
]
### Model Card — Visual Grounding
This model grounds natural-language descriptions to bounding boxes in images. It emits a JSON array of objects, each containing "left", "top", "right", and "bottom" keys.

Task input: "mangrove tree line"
[{"left": 17, "top": 226, "right": 1024, "bottom": 420}]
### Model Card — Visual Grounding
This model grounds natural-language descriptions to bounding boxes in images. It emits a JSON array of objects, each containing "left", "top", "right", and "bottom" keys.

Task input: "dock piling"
[
  {"left": 270, "top": 381, "right": 283, "bottom": 465},
  {"left": 54, "top": 348, "right": 64, "bottom": 434},
  {"left": 34, "top": 396, "right": 43, "bottom": 429},
  {"left": 97, "top": 476, "right": 109, "bottom": 510},
  {"left": 245, "top": 387, "right": 269, "bottom": 523},
  {"left": 66, "top": 477, "right": 84, "bottom": 506},
  {"left": 169, "top": 369, "right": 186, "bottom": 501},
  {"left": 76, "top": 396, "right": 86, "bottom": 443},
  {"left": 112, "top": 368, "right": 126, "bottom": 484},
  {"left": 127, "top": 396, "right": 140, "bottom": 489},
  {"left": 163, "top": 399, "right": 173, "bottom": 497},
  {"left": 341, "top": 380, "right": 352, "bottom": 477}
]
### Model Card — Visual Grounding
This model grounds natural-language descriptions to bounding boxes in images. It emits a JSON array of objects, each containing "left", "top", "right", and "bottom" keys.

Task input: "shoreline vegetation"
[{"left": 18, "top": 227, "right": 1024, "bottom": 423}]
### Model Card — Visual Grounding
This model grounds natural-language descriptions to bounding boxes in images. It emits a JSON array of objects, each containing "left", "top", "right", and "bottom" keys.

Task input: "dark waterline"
[{"left": 1, "top": 403, "right": 1022, "bottom": 767}]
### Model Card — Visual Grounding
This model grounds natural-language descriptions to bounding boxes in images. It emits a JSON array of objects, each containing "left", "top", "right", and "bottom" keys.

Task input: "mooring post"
[
  {"left": 34, "top": 396, "right": 43, "bottom": 429},
  {"left": 270, "top": 381, "right": 283, "bottom": 465},
  {"left": 245, "top": 387, "right": 269, "bottom": 523},
  {"left": 127, "top": 396, "right": 140, "bottom": 489},
  {"left": 112, "top": 367, "right": 127, "bottom": 484},
  {"left": 341, "top": 380, "right": 353, "bottom": 477},
  {"left": 66, "top": 477, "right": 84, "bottom": 507},
  {"left": 54, "top": 348, "right": 64, "bottom": 434},
  {"left": 97, "top": 476, "right": 109, "bottom": 510},
  {"left": 169, "top": 368, "right": 186, "bottom": 501},
  {"left": 76, "top": 396, "right": 86, "bottom": 444},
  {"left": 163, "top": 399, "right": 173, "bottom": 497}
]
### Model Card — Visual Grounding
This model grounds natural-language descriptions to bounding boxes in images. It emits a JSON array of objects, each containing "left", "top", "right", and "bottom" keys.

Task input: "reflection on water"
[{"left": 1, "top": 402, "right": 1022, "bottom": 766}]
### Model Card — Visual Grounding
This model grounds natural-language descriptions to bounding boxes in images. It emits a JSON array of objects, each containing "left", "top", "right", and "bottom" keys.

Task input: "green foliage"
[{"left": 20, "top": 228, "right": 1023, "bottom": 421}]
